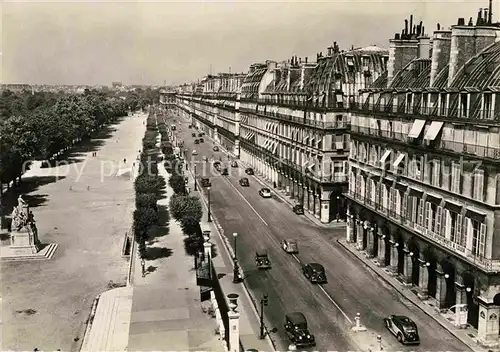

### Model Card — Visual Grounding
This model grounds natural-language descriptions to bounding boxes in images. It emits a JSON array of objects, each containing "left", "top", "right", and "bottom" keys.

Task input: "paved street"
[
  {"left": 1, "top": 113, "right": 146, "bottom": 351},
  {"left": 175, "top": 118, "right": 470, "bottom": 352}
]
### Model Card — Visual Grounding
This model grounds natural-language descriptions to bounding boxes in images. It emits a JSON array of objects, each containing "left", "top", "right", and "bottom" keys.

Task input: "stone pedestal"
[
  {"left": 228, "top": 310, "right": 240, "bottom": 352},
  {"left": 477, "top": 300, "right": 500, "bottom": 347},
  {"left": 10, "top": 230, "right": 40, "bottom": 255},
  {"left": 376, "top": 235, "right": 386, "bottom": 267}
]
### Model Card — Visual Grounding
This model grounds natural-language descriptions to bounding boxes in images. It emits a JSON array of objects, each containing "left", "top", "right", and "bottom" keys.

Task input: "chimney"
[
  {"left": 447, "top": 17, "right": 500, "bottom": 86},
  {"left": 410, "top": 15, "right": 413, "bottom": 35},
  {"left": 484, "top": 8, "right": 489, "bottom": 24},
  {"left": 488, "top": 0, "right": 492, "bottom": 24},
  {"left": 387, "top": 17, "right": 419, "bottom": 86},
  {"left": 299, "top": 57, "right": 302, "bottom": 63},
  {"left": 417, "top": 35, "right": 431, "bottom": 59},
  {"left": 305, "top": 57, "right": 308, "bottom": 64},
  {"left": 477, "top": 9, "right": 483, "bottom": 25},
  {"left": 266, "top": 60, "right": 276, "bottom": 71},
  {"left": 457, "top": 18, "right": 465, "bottom": 26},
  {"left": 327, "top": 47, "right": 333, "bottom": 56}
]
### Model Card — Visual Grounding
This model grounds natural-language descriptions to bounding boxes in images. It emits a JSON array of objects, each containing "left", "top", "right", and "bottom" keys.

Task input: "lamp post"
[
  {"left": 232, "top": 232, "right": 241, "bottom": 283},
  {"left": 207, "top": 186, "right": 212, "bottom": 222},
  {"left": 194, "top": 164, "right": 198, "bottom": 191},
  {"left": 336, "top": 196, "right": 340, "bottom": 221},
  {"left": 259, "top": 294, "right": 268, "bottom": 339}
]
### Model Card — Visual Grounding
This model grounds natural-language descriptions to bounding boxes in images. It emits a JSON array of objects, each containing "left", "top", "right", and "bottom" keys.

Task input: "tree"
[
  {"left": 169, "top": 194, "right": 203, "bottom": 233},
  {"left": 169, "top": 174, "right": 186, "bottom": 194},
  {"left": 135, "top": 174, "right": 163, "bottom": 194},
  {"left": 136, "top": 193, "right": 157, "bottom": 210},
  {"left": 169, "top": 194, "right": 186, "bottom": 221}
]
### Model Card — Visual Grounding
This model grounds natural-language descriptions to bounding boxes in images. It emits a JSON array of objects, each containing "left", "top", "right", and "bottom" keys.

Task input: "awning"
[
  {"left": 393, "top": 153, "right": 405, "bottom": 168},
  {"left": 423, "top": 121, "right": 444, "bottom": 141},
  {"left": 335, "top": 141, "right": 344, "bottom": 150},
  {"left": 408, "top": 119, "right": 426, "bottom": 138},
  {"left": 380, "top": 149, "right": 391, "bottom": 163}
]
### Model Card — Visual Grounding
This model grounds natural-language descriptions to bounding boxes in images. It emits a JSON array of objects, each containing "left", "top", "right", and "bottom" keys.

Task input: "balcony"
[
  {"left": 350, "top": 125, "right": 500, "bottom": 160},
  {"left": 257, "top": 98, "right": 348, "bottom": 113},
  {"left": 240, "top": 107, "right": 349, "bottom": 130},
  {"left": 351, "top": 103, "right": 500, "bottom": 122},
  {"left": 345, "top": 190, "right": 500, "bottom": 272},
  {"left": 307, "top": 171, "right": 347, "bottom": 183}
]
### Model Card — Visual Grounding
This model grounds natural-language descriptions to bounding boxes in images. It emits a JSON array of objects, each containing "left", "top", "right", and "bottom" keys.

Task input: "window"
[
  {"left": 417, "top": 199, "right": 424, "bottom": 226},
  {"left": 389, "top": 188, "right": 396, "bottom": 214},
  {"left": 442, "top": 209, "right": 449, "bottom": 238},
  {"left": 483, "top": 93, "right": 492, "bottom": 119},
  {"left": 411, "top": 196, "right": 418, "bottom": 223},
  {"left": 375, "top": 182, "right": 380, "bottom": 205},
  {"left": 431, "top": 159, "right": 441, "bottom": 187},
  {"left": 473, "top": 169, "right": 484, "bottom": 201},
  {"left": 460, "top": 93, "right": 468, "bottom": 118},
  {"left": 402, "top": 193, "right": 408, "bottom": 218},
  {"left": 451, "top": 162, "right": 461, "bottom": 194},
  {"left": 456, "top": 214, "right": 464, "bottom": 247},
  {"left": 425, "top": 201, "right": 432, "bottom": 230},
  {"left": 440, "top": 93, "right": 447, "bottom": 116},
  {"left": 366, "top": 178, "right": 372, "bottom": 201},
  {"left": 415, "top": 156, "right": 423, "bottom": 181},
  {"left": 450, "top": 211, "right": 457, "bottom": 242},
  {"left": 435, "top": 206, "right": 443, "bottom": 235}
]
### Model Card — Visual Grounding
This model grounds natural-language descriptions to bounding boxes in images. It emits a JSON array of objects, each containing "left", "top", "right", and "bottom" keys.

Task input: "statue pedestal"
[{"left": 10, "top": 230, "right": 40, "bottom": 255}]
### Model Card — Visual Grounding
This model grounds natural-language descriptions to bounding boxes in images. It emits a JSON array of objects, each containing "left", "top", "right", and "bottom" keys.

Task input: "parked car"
[
  {"left": 284, "top": 312, "right": 316, "bottom": 347},
  {"left": 292, "top": 203, "right": 304, "bottom": 215},
  {"left": 230, "top": 161, "right": 238, "bottom": 167},
  {"left": 384, "top": 315, "right": 420, "bottom": 345},
  {"left": 199, "top": 138, "right": 204, "bottom": 143},
  {"left": 192, "top": 133, "right": 196, "bottom": 137},
  {"left": 203, "top": 156, "right": 209, "bottom": 162},
  {"left": 255, "top": 251, "right": 271, "bottom": 269},
  {"left": 194, "top": 139, "right": 200, "bottom": 144},
  {"left": 198, "top": 133, "right": 203, "bottom": 137},
  {"left": 213, "top": 146, "right": 220, "bottom": 152},
  {"left": 221, "top": 167, "right": 229, "bottom": 176},
  {"left": 213, "top": 161, "right": 221, "bottom": 171},
  {"left": 302, "top": 263, "right": 327, "bottom": 283},
  {"left": 239, "top": 177, "right": 249, "bottom": 187},
  {"left": 245, "top": 167, "right": 254, "bottom": 175},
  {"left": 281, "top": 239, "right": 298, "bottom": 254},
  {"left": 200, "top": 178, "right": 211, "bottom": 187},
  {"left": 192, "top": 150, "right": 198, "bottom": 155},
  {"left": 188, "top": 125, "right": 192, "bottom": 128},
  {"left": 259, "top": 188, "right": 272, "bottom": 198}
]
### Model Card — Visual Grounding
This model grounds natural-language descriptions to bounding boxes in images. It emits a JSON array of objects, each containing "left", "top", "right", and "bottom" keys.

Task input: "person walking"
[{"left": 141, "top": 258, "right": 146, "bottom": 278}]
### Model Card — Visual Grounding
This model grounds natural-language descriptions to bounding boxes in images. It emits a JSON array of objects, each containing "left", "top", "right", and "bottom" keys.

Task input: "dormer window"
[
  {"left": 406, "top": 94, "right": 413, "bottom": 114},
  {"left": 460, "top": 93, "right": 469, "bottom": 118},
  {"left": 362, "top": 56, "right": 370, "bottom": 67},
  {"left": 439, "top": 93, "right": 447, "bottom": 116},
  {"left": 347, "top": 57, "right": 354, "bottom": 66},
  {"left": 482, "top": 93, "right": 492, "bottom": 119}
]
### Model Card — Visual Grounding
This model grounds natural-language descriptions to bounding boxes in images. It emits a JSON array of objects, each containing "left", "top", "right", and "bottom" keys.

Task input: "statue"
[{"left": 10, "top": 195, "right": 32, "bottom": 232}]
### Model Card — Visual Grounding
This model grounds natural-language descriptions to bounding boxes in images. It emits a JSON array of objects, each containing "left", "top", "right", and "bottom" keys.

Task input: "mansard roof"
[
  {"left": 389, "top": 58, "right": 431, "bottom": 89},
  {"left": 305, "top": 46, "right": 388, "bottom": 92},
  {"left": 449, "top": 40, "right": 500, "bottom": 89}
]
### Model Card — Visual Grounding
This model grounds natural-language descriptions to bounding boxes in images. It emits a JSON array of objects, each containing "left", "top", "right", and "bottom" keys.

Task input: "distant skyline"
[{"left": 2, "top": 0, "right": 498, "bottom": 86}]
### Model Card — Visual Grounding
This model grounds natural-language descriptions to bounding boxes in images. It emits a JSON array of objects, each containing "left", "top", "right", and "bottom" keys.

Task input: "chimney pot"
[
  {"left": 484, "top": 9, "right": 489, "bottom": 24},
  {"left": 488, "top": 0, "right": 493, "bottom": 23},
  {"left": 410, "top": 15, "right": 413, "bottom": 34},
  {"left": 458, "top": 18, "right": 465, "bottom": 25},
  {"left": 405, "top": 19, "right": 409, "bottom": 35},
  {"left": 395, "top": 33, "right": 400, "bottom": 40},
  {"left": 299, "top": 57, "right": 302, "bottom": 63},
  {"left": 305, "top": 57, "right": 308, "bottom": 63},
  {"left": 437, "top": 23, "right": 441, "bottom": 30}
]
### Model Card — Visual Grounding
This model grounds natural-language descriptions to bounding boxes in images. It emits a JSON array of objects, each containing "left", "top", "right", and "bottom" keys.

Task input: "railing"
[
  {"left": 351, "top": 103, "right": 500, "bottom": 121},
  {"left": 350, "top": 125, "right": 500, "bottom": 160},
  {"left": 256, "top": 98, "right": 348, "bottom": 112},
  {"left": 345, "top": 190, "right": 500, "bottom": 272},
  {"left": 240, "top": 107, "right": 350, "bottom": 129}
]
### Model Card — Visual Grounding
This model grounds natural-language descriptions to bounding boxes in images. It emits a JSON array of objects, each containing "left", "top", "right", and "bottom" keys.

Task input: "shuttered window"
[
  {"left": 436, "top": 206, "right": 443, "bottom": 235},
  {"left": 417, "top": 199, "right": 424, "bottom": 226}
]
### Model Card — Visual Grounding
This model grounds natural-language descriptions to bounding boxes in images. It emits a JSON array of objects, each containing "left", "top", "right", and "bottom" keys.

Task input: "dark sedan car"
[
  {"left": 213, "top": 146, "right": 219, "bottom": 152},
  {"left": 284, "top": 312, "right": 315, "bottom": 347},
  {"left": 384, "top": 315, "right": 420, "bottom": 345},
  {"left": 191, "top": 133, "right": 196, "bottom": 137},
  {"left": 245, "top": 167, "right": 254, "bottom": 175},
  {"left": 200, "top": 178, "right": 211, "bottom": 187},
  {"left": 302, "top": 263, "right": 327, "bottom": 283},
  {"left": 239, "top": 177, "right": 249, "bottom": 186}
]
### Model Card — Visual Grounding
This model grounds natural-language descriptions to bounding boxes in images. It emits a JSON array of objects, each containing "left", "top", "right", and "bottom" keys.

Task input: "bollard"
[{"left": 351, "top": 312, "right": 367, "bottom": 332}]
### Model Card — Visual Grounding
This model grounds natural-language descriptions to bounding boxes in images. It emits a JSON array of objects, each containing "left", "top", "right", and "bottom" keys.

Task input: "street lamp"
[
  {"left": 194, "top": 164, "right": 198, "bottom": 191},
  {"left": 336, "top": 196, "right": 340, "bottom": 221},
  {"left": 259, "top": 294, "right": 268, "bottom": 339},
  {"left": 233, "top": 232, "right": 238, "bottom": 260},
  {"left": 207, "top": 186, "right": 212, "bottom": 222},
  {"left": 377, "top": 335, "right": 382, "bottom": 351}
]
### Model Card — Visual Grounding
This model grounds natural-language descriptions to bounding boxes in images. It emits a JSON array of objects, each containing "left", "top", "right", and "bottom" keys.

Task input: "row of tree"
[
  {"left": 133, "top": 114, "right": 166, "bottom": 258},
  {"left": 157, "top": 117, "right": 205, "bottom": 256},
  {"left": 0, "top": 88, "right": 159, "bottom": 191}
]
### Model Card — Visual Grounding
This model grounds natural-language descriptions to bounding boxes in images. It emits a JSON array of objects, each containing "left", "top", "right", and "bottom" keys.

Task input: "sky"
[{"left": 2, "top": 0, "right": 497, "bottom": 86}]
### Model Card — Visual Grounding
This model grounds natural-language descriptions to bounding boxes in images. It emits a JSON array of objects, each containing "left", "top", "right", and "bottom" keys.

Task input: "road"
[{"left": 170, "top": 116, "right": 470, "bottom": 352}]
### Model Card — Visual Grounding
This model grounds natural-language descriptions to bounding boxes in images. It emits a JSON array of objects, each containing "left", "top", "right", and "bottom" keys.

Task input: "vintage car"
[
  {"left": 255, "top": 251, "right": 271, "bottom": 269},
  {"left": 199, "top": 137, "right": 204, "bottom": 143},
  {"left": 245, "top": 167, "right": 254, "bottom": 175},
  {"left": 259, "top": 188, "right": 272, "bottom": 198},
  {"left": 221, "top": 167, "right": 229, "bottom": 176},
  {"left": 284, "top": 312, "right": 316, "bottom": 347},
  {"left": 302, "top": 263, "right": 327, "bottom": 283},
  {"left": 281, "top": 239, "right": 298, "bottom": 254},
  {"left": 213, "top": 146, "right": 220, "bottom": 152},
  {"left": 384, "top": 315, "right": 420, "bottom": 345},
  {"left": 188, "top": 125, "right": 192, "bottom": 128},
  {"left": 191, "top": 133, "right": 196, "bottom": 137},
  {"left": 292, "top": 203, "right": 304, "bottom": 215},
  {"left": 239, "top": 177, "right": 250, "bottom": 187},
  {"left": 230, "top": 160, "right": 238, "bottom": 167},
  {"left": 200, "top": 178, "right": 211, "bottom": 187},
  {"left": 192, "top": 150, "right": 198, "bottom": 155},
  {"left": 194, "top": 139, "right": 200, "bottom": 144},
  {"left": 198, "top": 133, "right": 204, "bottom": 137},
  {"left": 213, "top": 161, "right": 221, "bottom": 170}
]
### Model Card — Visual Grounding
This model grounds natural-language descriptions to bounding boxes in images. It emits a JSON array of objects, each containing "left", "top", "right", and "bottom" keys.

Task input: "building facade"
[
  {"left": 346, "top": 9, "right": 500, "bottom": 346},
  {"left": 174, "top": 45, "right": 388, "bottom": 223}
]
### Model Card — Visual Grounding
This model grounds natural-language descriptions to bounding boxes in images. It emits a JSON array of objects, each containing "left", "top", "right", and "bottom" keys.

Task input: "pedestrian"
[
  {"left": 141, "top": 258, "right": 146, "bottom": 277},
  {"left": 123, "top": 158, "right": 126, "bottom": 163},
  {"left": 87, "top": 185, "right": 90, "bottom": 191},
  {"left": 69, "top": 185, "right": 72, "bottom": 191},
  {"left": 273, "top": 181, "right": 277, "bottom": 189}
]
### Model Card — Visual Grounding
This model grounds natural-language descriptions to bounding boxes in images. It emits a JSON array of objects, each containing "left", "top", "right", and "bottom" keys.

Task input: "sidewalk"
[
  {"left": 338, "top": 238, "right": 489, "bottom": 352},
  {"left": 189, "top": 122, "right": 345, "bottom": 230},
  {"left": 127, "top": 138, "right": 222, "bottom": 351},
  {"left": 186, "top": 166, "right": 277, "bottom": 352}
]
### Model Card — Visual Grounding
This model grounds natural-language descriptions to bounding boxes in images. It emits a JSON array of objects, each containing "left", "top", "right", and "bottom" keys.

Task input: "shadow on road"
[
  {"left": 146, "top": 247, "right": 173, "bottom": 260},
  {"left": 148, "top": 204, "right": 170, "bottom": 240}
]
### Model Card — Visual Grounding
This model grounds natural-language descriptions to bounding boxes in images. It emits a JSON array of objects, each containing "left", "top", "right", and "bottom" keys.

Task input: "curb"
[
  {"left": 188, "top": 167, "right": 277, "bottom": 351},
  {"left": 336, "top": 239, "right": 478, "bottom": 352}
]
